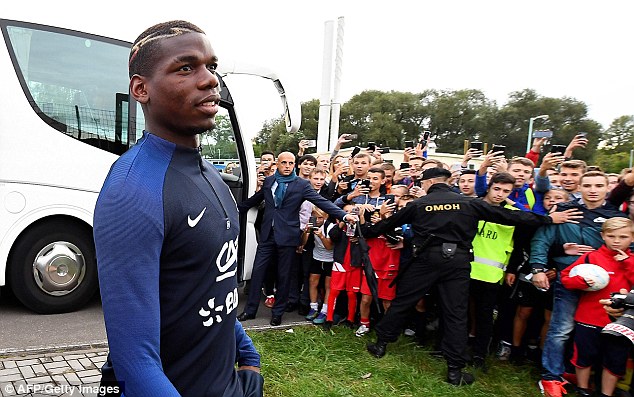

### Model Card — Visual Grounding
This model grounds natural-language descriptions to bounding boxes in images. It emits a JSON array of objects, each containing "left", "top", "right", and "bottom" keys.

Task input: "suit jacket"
[{"left": 239, "top": 176, "right": 348, "bottom": 246}]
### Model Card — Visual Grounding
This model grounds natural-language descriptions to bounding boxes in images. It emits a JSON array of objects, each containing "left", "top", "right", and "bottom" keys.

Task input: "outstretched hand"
[
  {"left": 563, "top": 242, "right": 595, "bottom": 256},
  {"left": 549, "top": 209, "right": 583, "bottom": 224}
]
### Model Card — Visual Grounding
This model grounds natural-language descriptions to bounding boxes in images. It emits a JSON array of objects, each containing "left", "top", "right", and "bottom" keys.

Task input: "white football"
[{"left": 569, "top": 263, "right": 610, "bottom": 292}]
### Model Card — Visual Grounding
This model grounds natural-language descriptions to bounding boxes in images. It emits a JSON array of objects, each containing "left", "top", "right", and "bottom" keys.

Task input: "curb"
[{"left": 0, "top": 321, "right": 313, "bottom": 358}]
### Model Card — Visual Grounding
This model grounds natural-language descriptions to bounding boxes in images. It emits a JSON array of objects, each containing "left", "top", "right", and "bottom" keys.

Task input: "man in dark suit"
[{"left": 237, "top": 152, "right": 358, "bottom": 326}]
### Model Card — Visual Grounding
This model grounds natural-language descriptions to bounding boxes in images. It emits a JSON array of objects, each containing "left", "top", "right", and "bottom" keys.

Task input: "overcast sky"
[{"left": 5, "top": 0, "right": 633, "bottom": 140}]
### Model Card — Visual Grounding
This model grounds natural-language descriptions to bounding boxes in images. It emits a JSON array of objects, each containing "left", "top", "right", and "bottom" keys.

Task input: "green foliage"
[
  {"left": 254, "top": 88, "right": 628, "bottom": 165},
  {"left": 594, "top": 150, "right": 632, "bottom": 173},
  {"left": 200, "top": 115, "right": 238, "bottom": 159},
  {"left": 340, "top": 90, "right": 428, "bottom": 148},
  {"left": 495, "top": 89, "right": 601, "bottom": 161},
  {"left": 427, "top": 89, "right": 497, "bottom": 154},
  {"left": 249, "top": 326, "right": 543, "bottom": 397},
  {"left": 601, "top": 115, "right": 634, "bottom": 152}
]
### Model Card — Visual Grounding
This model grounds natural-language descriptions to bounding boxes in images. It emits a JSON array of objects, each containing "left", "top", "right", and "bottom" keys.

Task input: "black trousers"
[
  {"left": 375, "top": 246, "right": 471, "bottom": 368},
  {"left": 470, "top": 279, "right": 500, "bottom": 358},
  {"left": 244, "top": 231, "right": 296, "bottom": 318}
]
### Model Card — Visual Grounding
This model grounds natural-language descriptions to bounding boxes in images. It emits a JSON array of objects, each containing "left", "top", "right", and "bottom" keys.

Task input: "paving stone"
[
  {"left": 0, "top": 368, "right": 20, "bottom": 377},
  {"left": 1, "top": 362, "right": 15, "bottom": 369},
  {"left": 62, "top": 355, "right": 85, "bottom": 361},
  {"left": 66, "top": 360, "right": 84, "bottom": 372},
  {"left": 51, "top": 374, "right": 69, "bottom": 386},
  {"left": 14, "top": 359, "right": 39, "bottom": 367},
  {"left": 79, "top": 375, "right": 101, "bottom": 384},
  {"left": 63, "top": 373, "right": 81, "bottom": 386},
  {"left": 0, "top": 381, "right": 17, "bottom": 396},
  {"left": 77, "top": 359, "right": 94, "bottom": 370},
  {"left": 12, "top": 380, "right": 27, "bottom": 394},
  {"left": 75, "top": 369, "right": 100, "bottom": 379},
  {"left": 25, "top": 375, "right": 53, "bottom": 384},
  {"left": 31, "top": 364, "right": 48, "bottom": 376},
  {"left": 50, "top": 356, "right": 64, "bottom": 362},
  {"left": 18, "top": 366, "right": 34, "bottom": 379},
  {"left": 48, "top": 366, "right": 73, "bottom": 376},
  {"left": 43, "top": 362, "right": 69, "bottom": 370},
  {"left": 0, "top": 373, "right": 23, "bottom": 382}
]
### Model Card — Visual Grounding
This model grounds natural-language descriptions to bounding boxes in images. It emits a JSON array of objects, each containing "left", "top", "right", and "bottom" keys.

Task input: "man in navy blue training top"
[{"left": 94, "top": 20, "right": 261, "bottom": 397}]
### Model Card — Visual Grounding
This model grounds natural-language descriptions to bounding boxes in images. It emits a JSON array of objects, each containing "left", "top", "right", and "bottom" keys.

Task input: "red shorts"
[
  {"left": 360, "top": 269, "right": 398, "bottom": 301},
  {"left": 366, "top": 238, "right": 400, "bottom": 273},
  {"left": 330, "top": 261, "right": 362, "bottom": 292}
]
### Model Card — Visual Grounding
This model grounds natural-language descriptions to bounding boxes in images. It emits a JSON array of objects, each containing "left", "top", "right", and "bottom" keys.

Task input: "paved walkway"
[
  {"left": 0, "top": 348, "right": 108, "bottom": 397},
  {"left": 0, "top": 320, "right": 306, "bottom": 397}
]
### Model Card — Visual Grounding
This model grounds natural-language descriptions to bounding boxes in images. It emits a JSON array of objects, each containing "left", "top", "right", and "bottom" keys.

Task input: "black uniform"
[{"left": 365, "top": 183, "right": 554, "bottom": 369}]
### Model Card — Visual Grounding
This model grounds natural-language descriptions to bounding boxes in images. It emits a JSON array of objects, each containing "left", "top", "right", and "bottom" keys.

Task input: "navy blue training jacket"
[{"left": 94, "top": 132, "right": 241, "bottom": 397}]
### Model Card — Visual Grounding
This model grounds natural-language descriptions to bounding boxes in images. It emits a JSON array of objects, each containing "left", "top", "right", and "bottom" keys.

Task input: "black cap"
[{"left": 421, "top": 167, "right": 452, "bottom": 181}]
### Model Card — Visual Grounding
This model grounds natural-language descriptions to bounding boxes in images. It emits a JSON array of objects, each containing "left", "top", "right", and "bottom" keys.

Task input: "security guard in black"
[{"left": 364, "top": 167, "right": 575, "bottom": 384}]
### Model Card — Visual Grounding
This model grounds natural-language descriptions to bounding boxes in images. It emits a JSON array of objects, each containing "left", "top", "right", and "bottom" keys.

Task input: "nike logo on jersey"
[
  {"left": 188, "top": 207, "right": 207, "bottom": 227},
  {"left": 593, "top": 217, "right": 607, "bottom": 223}
]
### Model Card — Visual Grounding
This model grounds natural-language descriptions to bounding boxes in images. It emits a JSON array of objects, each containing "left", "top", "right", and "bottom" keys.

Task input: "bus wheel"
[{"left": 9, "top": 221, "right": 97, "bottom": 314}]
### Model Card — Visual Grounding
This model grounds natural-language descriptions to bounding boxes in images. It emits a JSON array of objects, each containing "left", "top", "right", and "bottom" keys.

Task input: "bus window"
[
  {"left": 201, "top": 108, "right": 241, "bottom": 176},
  {"left": 6, "top": 23, "right": 142, "bottom": 154}
]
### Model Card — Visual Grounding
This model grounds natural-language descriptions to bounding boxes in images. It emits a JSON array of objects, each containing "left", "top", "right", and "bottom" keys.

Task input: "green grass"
[{"left": 249, "top": 325, "right": 544, "bottom": 397}]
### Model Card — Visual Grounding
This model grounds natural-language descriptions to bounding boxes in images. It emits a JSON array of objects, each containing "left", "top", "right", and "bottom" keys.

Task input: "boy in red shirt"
[{"left": 561, "top": 217, "right": 634, "bottom": 397}]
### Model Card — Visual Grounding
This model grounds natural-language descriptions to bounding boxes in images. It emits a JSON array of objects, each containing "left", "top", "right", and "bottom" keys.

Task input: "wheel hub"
[{"left": 32, "top": 242, "right": 85, "bottom": 296}]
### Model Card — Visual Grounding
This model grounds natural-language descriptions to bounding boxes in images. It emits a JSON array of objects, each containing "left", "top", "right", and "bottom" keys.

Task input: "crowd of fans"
[{"left": 243, "top": 133, "right": 634, "bottom": 397}]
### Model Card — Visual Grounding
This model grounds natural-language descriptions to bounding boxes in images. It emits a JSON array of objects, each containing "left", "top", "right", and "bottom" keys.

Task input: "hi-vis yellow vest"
[{"left": 470, "top": 206, "right": 517, "bottom": 284}]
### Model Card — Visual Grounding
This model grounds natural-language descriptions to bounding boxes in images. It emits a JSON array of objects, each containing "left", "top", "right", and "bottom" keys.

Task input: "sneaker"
[
  {"left": 313, "top": 312, "right": 327, "bottom": 324},
  {"left": 305, "top": 308, "right": 318, "bottom": 321},
  {"left": 355, "top": 324, "right": 370, "bottom": 337},
  {"left": 495, "top": 340, "right": 512, "bottom": 361},
  {"left": 575, "top": 387, "right": 591, "bottom": 397},
  {"left": 538, "top": 379, "right": 569, "bottom": 397},
  {"left": 264, "top": 295, "right": 275, "bottom": 308}
]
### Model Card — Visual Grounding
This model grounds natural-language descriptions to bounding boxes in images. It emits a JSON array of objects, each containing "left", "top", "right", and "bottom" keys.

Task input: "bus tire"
[{"left": 9, "top": 221, "right": 97, "bottom": 314}]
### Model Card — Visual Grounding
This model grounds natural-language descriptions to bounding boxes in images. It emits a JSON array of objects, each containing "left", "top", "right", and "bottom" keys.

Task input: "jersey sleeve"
[
  {"left": 234, "top": 320, "right": 260, "bottom": 368},
  {"left": 94, "top": 169, "right": 180, "bottom": 396}
]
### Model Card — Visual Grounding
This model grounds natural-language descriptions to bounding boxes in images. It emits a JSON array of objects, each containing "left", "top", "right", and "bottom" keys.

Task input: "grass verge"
[{"left": 248, "top": 324, "right": 544, "bottom": 397}]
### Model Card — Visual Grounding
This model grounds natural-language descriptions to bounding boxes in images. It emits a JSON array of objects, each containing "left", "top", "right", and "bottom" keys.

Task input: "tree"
[
  {"left": 339, "top": 90, "right": 429, "bottom": 148},
  {"left": 601, "top": 115, "right": 634, "bottom": 152},
  {"left": 200, "top": 114, "right": 238, "bottom": 159},
  {"left": 426, "top": 89, "right": 499, "bottom": 154},
  {"left": 253, "top": 100, "right": 320, "bottom": 154},
  {"left": 492, "top": 89, "right": 601, "bottom": 161},
  {"left": 593, "top": 115, "right": 634, "bottom": 172}
]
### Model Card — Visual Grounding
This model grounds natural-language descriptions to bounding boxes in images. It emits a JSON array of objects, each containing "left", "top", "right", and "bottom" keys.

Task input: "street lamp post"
[{"left": 526, "top": 114, "right": 549, "bottom": 153}]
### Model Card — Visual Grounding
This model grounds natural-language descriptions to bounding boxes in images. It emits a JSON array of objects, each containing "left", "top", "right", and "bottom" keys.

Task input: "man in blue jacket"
[
  {"left": 530, "top": 171, "right": 627, "bottom": 397},
  {"left": 94, "top": 20, "right": 262, "bottom": 397},
  {"left": 237, "top": 151, "right": 358, "bottom": 326}
]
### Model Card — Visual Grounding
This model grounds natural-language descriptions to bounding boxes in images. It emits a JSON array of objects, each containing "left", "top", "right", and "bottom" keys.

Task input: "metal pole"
[
  {"left": 329, "top": 16, "right": 345, "bottom": 152},
  {"left": 526, "top": 118, "right": 535, "bottom": 154},
  {"left": 317, "top": 21, "right": 335, "bottom": 154},
  {"left": 630, "top": 149, "right": 633, "bottom": 168}
]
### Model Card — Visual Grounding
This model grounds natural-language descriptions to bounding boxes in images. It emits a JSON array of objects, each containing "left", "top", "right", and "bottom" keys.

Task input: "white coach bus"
[{"left": 0, "top": 19, "right": 299, "bottom": 313}]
